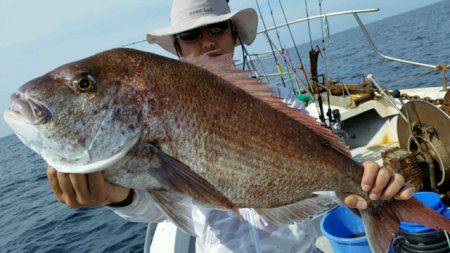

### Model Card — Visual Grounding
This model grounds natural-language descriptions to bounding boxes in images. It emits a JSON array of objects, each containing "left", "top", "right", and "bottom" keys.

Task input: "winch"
[{"left": 383, "top": 89, "right": 450, "bottom": 200}]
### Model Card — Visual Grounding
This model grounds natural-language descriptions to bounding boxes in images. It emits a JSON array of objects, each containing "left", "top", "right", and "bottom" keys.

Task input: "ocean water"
[
  {"left": 0, "top": 1, "right": 449, "bottom": 252},
  {"left": 258, "top": 1, "right": 450, "bottom": 90}
]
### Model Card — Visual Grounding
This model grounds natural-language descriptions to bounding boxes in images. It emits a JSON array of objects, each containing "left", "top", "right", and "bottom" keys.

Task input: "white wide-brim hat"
[{"left": 147, "top": 0, "right": 258, "bottom": 55}]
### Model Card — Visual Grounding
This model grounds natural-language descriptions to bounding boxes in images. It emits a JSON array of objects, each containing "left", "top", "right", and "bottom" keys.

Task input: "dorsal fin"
[{"left": 183, "top": 53, "right": 351, "bottom": 158}]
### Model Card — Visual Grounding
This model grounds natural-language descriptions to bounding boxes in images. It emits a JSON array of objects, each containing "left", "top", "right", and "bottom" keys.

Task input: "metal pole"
[
  {"left": 257, "top": 8, "right": 380, "bottom": 34},
  {"left": 440, "top": 70, "right": 448, "bottom": 91},
  {"left": 353, "top": 13, "right": 441, "bottom": 70},
  {"left": 366, "top": 74, "right": 408, "bottom": 122}
]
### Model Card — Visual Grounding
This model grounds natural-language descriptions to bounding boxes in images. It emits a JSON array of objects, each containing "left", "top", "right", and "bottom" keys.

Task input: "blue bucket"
[
  {"left": 320, "top": 206, "right": 370, "bottom": 253},
  {"left": 400, "top": 192, "right": 446, "bottom": 233},
  {"left": 320, "top": 192, "right": 449, "bottom": 253}
]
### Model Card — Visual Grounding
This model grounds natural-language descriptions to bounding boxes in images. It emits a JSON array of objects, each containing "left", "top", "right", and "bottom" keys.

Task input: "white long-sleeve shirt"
[{"left": 109, "top": 189, "right": 321, "bottom": 253}]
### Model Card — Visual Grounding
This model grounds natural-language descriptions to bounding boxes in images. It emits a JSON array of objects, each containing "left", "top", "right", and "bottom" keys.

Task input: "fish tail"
[{"left": 360, "top": 198, "right": 450, "bottom": 253}]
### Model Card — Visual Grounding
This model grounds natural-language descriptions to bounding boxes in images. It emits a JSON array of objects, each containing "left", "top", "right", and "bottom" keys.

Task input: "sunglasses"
[{"left": 175, "top": 21, "right": 230, "bottom": 42}]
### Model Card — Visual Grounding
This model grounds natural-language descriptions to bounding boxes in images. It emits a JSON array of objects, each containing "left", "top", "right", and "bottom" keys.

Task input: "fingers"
[
  {"left": 57, "top": 171, "right": 79, "bottom": 208},
  {"left": 394, "top": 183, "right": 415, "bottom": 200},
  {"left": 47, "top": 167, "right": 63, "bottom": 202},
  {"left": 361, "top": 161, "right": 380, "bottom": 192},
  {"left": 46, "top": 167, "right": 112, "bottom": 208},
  {"left": 69, "top": 174, "right": 90, "bottom": 204},
  {"left": 380, "top": 173, "right": 405, "bottom": 200},
  {"left": 369, "top": 168, "right": 392, "bottom": 200},
  {"left": 87, "top": 172, "right": 107, "bottom": 202},
  {"left": 344, "top": 194, "right": 367, "bottom": 209}
]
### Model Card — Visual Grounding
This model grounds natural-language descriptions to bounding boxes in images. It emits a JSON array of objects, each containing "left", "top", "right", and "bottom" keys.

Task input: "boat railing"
[
  {"left": 352, "top": 13, "right": 448, "bottom": 91},
  {"left": 251, "top": 7, "right": 449, "bottom": 91}
]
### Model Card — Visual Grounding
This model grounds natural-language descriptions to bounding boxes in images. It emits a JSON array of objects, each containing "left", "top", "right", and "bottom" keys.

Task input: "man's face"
[{"left": 176, "top": 21, "right": 236, "bottom": 57}]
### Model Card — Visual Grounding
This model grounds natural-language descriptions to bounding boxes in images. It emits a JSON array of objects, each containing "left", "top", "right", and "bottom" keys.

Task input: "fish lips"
[{"left": 6, "top": 92, "right": 52, "bottom": 125}]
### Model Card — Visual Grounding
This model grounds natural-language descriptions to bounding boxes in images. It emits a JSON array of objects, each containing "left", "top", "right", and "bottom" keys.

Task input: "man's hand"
[
  {"left": 344, "top": 161, "right": 415, "bottom": 209},
  {"left": 47, "top": 166, "right": 131, "bottom": 208}
]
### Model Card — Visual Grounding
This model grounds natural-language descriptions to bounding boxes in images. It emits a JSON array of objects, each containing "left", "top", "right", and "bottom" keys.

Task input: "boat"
[{"left": 143, "top": 1, "right": 449, "bottom": 252}]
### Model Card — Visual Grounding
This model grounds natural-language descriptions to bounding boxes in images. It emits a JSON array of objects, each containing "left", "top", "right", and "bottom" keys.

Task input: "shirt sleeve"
[{"left": 107, "top": 189, "right": 168, "bottom": 223}]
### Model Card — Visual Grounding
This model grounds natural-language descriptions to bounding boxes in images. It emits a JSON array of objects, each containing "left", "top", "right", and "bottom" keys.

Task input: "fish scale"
[
  {"left": 4, "top": 48, "right": 450, "bottom": 253},
  {"left": 151, "top": 53, "right": 361, "bottom": 206}
]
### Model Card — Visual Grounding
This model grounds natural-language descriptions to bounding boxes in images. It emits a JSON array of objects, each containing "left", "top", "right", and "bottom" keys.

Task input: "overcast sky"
[{"left": 0, "top": 0, "right": 443, "bottom": 137}]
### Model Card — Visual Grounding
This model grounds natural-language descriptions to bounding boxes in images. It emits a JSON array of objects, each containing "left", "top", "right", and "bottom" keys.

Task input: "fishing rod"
[
  {"left": 304, "top": 0, "right": 314, "bottom": 51},
  {"left": 265, "top": 0, "right": 306, "bottom": 92},
  {"left": 263, "top": 34, "right": 321, "bottom": 113},
  {"left": 254, "top": 0, "right": 287, "bottom": 87},
  {"left": 318, "top": 0, "right": 329, "bottom": 76},
  {"left": 277, "top": 0, "right": 313, "bottom": 93},
  {"left": 318, "top": 0, "right": 333, "bottom": 124},
  {"left": 301, "top": 0, "right": 328, "bottom": 124},
  {"left": 267, "top": 0, "right": 309, "bottom": 93},
  {"left": 266, "top": 0, "right": 285, "bottom": 53}
]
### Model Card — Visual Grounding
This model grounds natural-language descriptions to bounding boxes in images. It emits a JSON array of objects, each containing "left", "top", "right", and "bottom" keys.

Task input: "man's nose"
[{"left": 200, "top": 32, "right": 216, "bottom": 51}]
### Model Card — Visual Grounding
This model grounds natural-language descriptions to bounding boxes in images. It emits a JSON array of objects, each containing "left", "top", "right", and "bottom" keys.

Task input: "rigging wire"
[{"left": 254, "top": 0, "right": 287, "bottom": 87}]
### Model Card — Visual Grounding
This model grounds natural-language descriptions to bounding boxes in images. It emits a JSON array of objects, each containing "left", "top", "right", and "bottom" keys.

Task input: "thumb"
[{"left": 105, "top": 181, "right": 131, "bottom": 204}]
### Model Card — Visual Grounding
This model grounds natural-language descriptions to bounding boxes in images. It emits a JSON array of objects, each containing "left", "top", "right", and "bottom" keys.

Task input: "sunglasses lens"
[
  {"left": 176, "top": 28, "right": 202, "bottom": 42},
  {"left": 207, "top": 21, "right": 229, "bottom": 36}
]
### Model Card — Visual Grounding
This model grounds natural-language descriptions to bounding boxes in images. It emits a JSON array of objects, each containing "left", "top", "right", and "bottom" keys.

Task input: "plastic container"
[
  {"left": 321, "top": 192, "right": 450, "bottom": 253},
  {"left": 320, "top": 206, "right": 370, "bottom": 253},
  {"left": 392, "top": 230, "right": 449, "bottom": 253},
  {"left": 391, "top": 192, "right": 450, "bottom": 253},
  {"left": 400, "top": 192, "right": 446, "bottom": 233}
]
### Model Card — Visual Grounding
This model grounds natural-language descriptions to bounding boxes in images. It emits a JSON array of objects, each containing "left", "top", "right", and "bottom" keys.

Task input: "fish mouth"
[{"left": 7, "top": 92, "right": 52, "bottom": 125}]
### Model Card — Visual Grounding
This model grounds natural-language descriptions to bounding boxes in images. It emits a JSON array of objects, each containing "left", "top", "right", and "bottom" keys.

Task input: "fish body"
[{"left": 4, "top": 49, "right": 450, "bottom": 252}]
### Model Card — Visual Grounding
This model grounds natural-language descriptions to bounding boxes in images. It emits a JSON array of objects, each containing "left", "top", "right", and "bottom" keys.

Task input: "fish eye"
[{"left": 74, "top": 75, "right": 96, "bottom": 93}]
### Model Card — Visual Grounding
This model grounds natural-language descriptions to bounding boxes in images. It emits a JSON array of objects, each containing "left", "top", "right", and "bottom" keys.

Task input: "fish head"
[{"left": 3, "top": 49, "right": 151, "bottom": 173}]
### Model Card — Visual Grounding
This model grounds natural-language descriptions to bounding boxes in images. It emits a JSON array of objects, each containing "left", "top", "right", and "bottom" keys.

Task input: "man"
[{"left": 47, "top": 0, "right": 415, "bottom": 252}]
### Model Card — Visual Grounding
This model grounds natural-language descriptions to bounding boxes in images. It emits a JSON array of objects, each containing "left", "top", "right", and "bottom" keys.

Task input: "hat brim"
[{"left": 147, "top": 8, "right": 258, "bottom": 55}]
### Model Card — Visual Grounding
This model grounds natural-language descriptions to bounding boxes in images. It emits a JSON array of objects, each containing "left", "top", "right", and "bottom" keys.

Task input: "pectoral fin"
[
  {"left": 148, "top": 190, "right": 197, "bottom": 235},
  {"left": 147, "top": 144, "right": 238, "bottom": 213}
]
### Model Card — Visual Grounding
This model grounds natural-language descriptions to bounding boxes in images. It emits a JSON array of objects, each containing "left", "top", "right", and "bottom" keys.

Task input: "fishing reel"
[{"left": 391, "top": 89, "right": 450, "bottom": 199}]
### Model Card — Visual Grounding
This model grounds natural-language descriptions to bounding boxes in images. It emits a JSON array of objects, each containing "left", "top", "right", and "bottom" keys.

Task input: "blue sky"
[{"left": 0, "top": 0, "right": 442, "bottom": 137}]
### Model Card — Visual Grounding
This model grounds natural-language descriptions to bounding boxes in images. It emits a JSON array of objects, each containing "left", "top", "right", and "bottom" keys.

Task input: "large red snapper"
[{"left": 4, "top": 48, "right": 450, "bottom": 252}]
